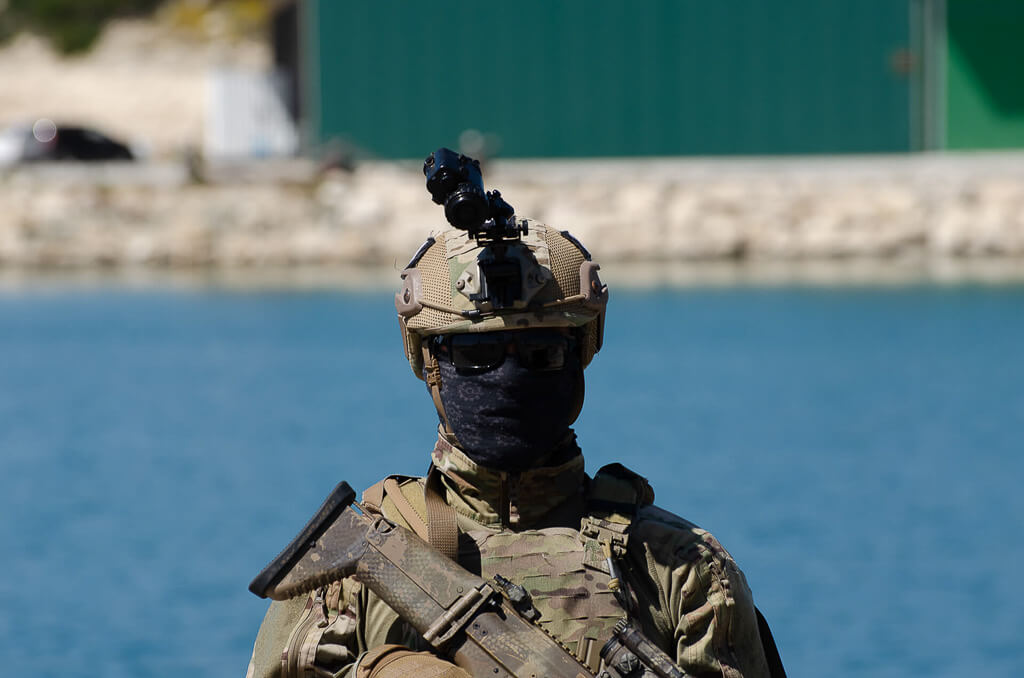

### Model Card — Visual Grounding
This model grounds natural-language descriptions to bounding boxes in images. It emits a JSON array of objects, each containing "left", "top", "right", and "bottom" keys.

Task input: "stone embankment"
[{"left": 1, "top": 153, "right": 1023, "bottom": 279}]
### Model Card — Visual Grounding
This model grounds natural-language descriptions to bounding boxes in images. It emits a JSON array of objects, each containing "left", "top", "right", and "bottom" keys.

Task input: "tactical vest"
[
  {"left": 358, "top": 463, "right": 654, "bottom": 673},
  {"left": 277, "top": 465, "right": 785, "bottom": 678}
]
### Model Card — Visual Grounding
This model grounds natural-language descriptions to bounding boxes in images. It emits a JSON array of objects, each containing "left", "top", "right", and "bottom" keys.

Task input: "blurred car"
[{"left": 0, "top": 122, "right": 135, "bottom": 166}]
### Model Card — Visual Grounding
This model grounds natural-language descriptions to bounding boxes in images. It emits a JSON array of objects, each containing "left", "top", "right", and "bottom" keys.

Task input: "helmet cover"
[{"left": 395, "top": 220, "right": 608, "bottom": 379}]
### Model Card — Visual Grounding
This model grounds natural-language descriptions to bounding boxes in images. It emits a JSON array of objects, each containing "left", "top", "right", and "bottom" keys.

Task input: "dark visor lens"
[
  {"left": 443, "top": 330, "right": 573, "bottom": 372},
  {"left": 515, "top": 334, "right": 568, "bottom": 370},
  {"left": 448, "top": 333, "right": 508, "bottom": 371}
]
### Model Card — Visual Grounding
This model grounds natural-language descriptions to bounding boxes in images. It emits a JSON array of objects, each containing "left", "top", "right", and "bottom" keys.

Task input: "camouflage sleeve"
[
  {"left": 246, "top": 578, "right": 359, "bottom": 678},
  {"left": 247, "top": 478, "right": 443, "bottom": 678},
  {"left": 246, "top": 575, "right": 432, "bottom": 678},
  {"left": 631, "top": 507, "right": 771, "bottom": 678}
]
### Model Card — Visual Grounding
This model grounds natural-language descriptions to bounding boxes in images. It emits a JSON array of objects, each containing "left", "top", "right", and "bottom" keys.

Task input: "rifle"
[{"left": 250, "top": 481, "right": 688, "bottom": 678}]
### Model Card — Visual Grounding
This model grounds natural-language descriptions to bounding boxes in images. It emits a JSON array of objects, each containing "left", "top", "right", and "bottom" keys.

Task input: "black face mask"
[{"left": 432, "top": 346, "right": 583, "bottom": 472}]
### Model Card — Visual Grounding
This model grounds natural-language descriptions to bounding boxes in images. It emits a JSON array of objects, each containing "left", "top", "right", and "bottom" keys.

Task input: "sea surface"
[{"left": 1, "top": 281, "right": 1022, "bottom": 677}]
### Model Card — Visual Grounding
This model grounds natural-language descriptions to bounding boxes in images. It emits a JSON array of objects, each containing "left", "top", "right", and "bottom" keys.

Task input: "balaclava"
[{"left": 433, "top": 347, "right": 584, "bottom": 472}]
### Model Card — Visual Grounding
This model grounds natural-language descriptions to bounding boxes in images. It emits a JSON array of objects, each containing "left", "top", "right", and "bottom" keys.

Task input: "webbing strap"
[
  {"left": 383, "top": 478, "right": 430, "bottom": 541},
  {"left": 362, "top": 480, "right": 386, "bottom": 513},
  {"left": 424, "top": 465, "right": 459, "bottom": 561},
  {"left": 422, "top": 344, "right": 454, "bottom": 437}
]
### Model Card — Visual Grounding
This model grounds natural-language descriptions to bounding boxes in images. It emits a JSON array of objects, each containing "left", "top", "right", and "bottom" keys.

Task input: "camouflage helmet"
[{"left": 395, "top": 219, "right": 608, "bottom": 380}]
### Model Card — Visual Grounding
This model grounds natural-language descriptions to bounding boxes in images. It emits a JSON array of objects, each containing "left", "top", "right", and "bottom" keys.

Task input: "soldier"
[{"left": 247, "top": 156, "right": 783, "bottom": 678}]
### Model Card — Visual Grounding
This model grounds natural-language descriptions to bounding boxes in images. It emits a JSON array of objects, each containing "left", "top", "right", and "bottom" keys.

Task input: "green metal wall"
[
  {"left": 305, "top": 1, "right": 912, "bottom": 158},
  {"left": 946, "top": 0, "right": 1024, "bottom": 149}
]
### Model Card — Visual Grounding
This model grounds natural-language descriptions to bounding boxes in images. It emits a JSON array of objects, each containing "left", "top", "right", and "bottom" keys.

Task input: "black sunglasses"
[{"left": 429, "top": 330, "right": 578, "bottom": 373}]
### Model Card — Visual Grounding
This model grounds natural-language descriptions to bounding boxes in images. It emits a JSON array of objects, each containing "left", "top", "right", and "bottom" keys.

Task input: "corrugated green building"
[{"left": 292, "top": 0, "right": 1024, "bottom": 157}]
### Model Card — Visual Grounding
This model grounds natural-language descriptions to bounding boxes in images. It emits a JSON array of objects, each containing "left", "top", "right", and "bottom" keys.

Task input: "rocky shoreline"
[{"left": 2, "top": 153, "right": 1023, "bottom": 279}]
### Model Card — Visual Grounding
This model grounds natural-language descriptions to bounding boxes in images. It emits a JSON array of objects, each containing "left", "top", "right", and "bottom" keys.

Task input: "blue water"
[{"left": 2, "top": 283, "right": 1022, "bottom": 677}]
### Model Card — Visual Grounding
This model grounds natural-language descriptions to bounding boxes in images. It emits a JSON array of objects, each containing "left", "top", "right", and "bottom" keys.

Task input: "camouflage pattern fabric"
[
  {"left": 402, "top": 222, "right": 599, "bottom": 336},
  {"left": 246, "top": 433, "right": 771, "bottom": 678},
  {"left": 430, "top": 434, "right": 588, "bottom": 529},
  {"left": 396, "top": 222, "right": 608, "bottom": 379},
  {"left": 463, "top": 527, "right": 623, "bottom": 671}
]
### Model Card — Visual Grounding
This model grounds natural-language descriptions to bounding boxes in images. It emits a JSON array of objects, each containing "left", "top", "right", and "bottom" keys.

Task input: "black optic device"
[
  {"left": 423, "top": 148, "right": 526, "bottom": 244},
  {"left": 423, "top": 148, "right": 530, "bottom": 310}
]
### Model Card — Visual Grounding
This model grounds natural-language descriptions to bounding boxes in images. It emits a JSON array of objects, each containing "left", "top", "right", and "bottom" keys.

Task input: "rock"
[{"left": 2, "top": 155, "right": 1024, "bottom": 269}]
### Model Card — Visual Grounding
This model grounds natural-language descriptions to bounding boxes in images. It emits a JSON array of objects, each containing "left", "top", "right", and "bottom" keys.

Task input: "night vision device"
[{"left": 423, "top": 147, "right": 526, "bottom": 244}]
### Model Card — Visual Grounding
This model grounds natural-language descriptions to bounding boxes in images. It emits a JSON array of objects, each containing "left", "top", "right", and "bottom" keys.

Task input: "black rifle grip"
[{"left": 249, "top": 481, "right": 357, "bottom": 598}]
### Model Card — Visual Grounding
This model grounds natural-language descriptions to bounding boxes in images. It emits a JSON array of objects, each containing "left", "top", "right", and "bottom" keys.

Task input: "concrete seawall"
[{"left": 2, "top": 154, "right": 1023, "bottom": 278}]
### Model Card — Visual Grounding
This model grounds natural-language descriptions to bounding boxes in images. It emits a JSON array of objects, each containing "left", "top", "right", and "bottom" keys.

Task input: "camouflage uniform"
[
  {"left": 247, "top": 436, "right": 771, "bottom": 678},
  {"left": 248, "top": 220, "right": 773, "bottom": 677}
]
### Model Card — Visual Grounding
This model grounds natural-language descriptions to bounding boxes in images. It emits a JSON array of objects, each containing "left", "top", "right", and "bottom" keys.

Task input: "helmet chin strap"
[{"left": 422, "top": 343, "right": 457, "bottom": 440}]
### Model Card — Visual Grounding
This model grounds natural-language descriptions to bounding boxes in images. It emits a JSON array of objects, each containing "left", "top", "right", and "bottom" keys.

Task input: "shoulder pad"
[
  {"left": 635, "top": 503, "right": 700, "bottom": 532},
  {"left": 587, "top": 463, "right": 655, "bottom": 522},
  {"left": 361, "top": 474, "right": 428, "bottom": 540}
]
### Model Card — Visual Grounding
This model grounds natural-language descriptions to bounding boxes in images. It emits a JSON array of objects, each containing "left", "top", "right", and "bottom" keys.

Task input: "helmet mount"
[{"left": 397, "top": 149, "right": 609, "bottom": 382}]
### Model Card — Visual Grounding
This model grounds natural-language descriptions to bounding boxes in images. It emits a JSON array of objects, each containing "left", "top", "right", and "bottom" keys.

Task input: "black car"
[{"left": 0, "top": 122, "right": 135, "bottom": 163}]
